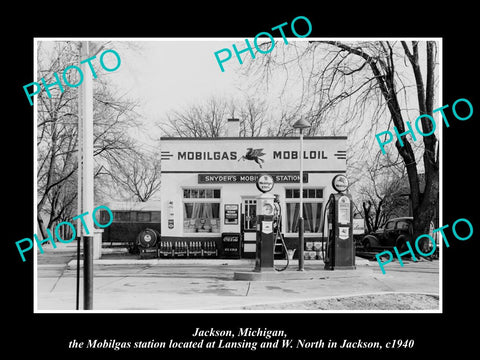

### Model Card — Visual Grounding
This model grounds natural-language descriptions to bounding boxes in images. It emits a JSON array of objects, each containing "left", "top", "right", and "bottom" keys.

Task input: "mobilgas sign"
[
  {"left": 165, "top": 150, "right": 328, "bottom": 161},
  {"left": 160, "top": 137, "right": 347, "bottom": 173}
]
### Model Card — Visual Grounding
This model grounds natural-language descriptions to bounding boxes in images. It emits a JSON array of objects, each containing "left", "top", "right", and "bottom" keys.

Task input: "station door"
[{"left": 241, "top": 198, "right": 257, "bottom": 257}]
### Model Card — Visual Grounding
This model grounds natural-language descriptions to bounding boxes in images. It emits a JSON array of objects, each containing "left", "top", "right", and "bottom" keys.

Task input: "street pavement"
[{"left": 35, "top": 242, "right": 440, "bottom": 312}]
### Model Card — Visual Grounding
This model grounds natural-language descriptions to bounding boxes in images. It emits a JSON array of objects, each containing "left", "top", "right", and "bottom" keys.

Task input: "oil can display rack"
[{"left": 157, "top": 240, "right": 218, "bottom": 258}]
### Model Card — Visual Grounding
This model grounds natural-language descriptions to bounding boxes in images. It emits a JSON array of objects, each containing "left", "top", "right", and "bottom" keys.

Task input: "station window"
[
  {"left": 183, "top": 188, "right": 221, "bottom": 233},
  {"left": 285, "top": 188, "right": 323, "bottom": 199},
  {"left": 183, "top": 189, "right": 221, "bottom": 199},
  {"left": 285, "top": 188, "right": 324, "bottom": 233}
]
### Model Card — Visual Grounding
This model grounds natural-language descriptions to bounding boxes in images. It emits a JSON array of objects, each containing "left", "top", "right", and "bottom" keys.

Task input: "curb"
[
  {"left": 66, "top": 257, "right": 371, "bottom": 269},
  {"left": 67, "top": 258, "right": 256, "bottom": 268}
]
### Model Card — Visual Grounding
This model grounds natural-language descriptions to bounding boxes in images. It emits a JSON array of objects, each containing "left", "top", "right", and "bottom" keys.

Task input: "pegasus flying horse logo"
[{"left": 238, "top": 148, "right": 266, "bottom": 168}]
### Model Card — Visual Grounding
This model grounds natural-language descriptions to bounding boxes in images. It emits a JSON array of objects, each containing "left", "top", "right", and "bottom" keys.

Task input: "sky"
[
  {"left": 109, "top": 40, "right": 243, "bottom": 118},
  {"left": 106, "top": 39, "right": 247, "bottom": 147}
]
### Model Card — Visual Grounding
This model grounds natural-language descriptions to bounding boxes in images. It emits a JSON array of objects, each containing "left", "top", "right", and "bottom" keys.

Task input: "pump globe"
[{"left": 263, "top": 203, "right": 274, "bottom": 215}]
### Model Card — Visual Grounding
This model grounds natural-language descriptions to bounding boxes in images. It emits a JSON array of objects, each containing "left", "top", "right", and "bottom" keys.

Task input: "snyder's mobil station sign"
[
  {"left": 160, "top": 137, "right": 347, "bottom": 175},
  {"left": 198, "top": 173, "right": 309, "bottom": 183}
]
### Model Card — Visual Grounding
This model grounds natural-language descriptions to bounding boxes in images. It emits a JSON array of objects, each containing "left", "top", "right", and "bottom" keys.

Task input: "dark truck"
[{"left": 361, "top": 217, "right": 437, "bottom": 258}]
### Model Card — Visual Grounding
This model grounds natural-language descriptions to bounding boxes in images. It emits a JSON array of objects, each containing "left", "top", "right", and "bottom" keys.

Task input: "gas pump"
[
  {"left": 232, "top": 175, "right": 291, "bottom": 281},
  {"left": 323, "top": 174, "right": 356, "bottom": 270},
  {"left": 253, "top": 175, "right": 290, "bottom": 272},
  {"left": 254, "top": 191, "right": 276, "bottom": 271}
]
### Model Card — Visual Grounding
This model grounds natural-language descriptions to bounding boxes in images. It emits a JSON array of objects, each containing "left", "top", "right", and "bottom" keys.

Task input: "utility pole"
[
  {"left": 76, "top": 44, "right": 83, "bottom": 310},
  {"left": 78, "top": 41, "right": 95, "bottom": 310},
  {"left": 293, "top": 118, "right": 311, "bottom": 271}
]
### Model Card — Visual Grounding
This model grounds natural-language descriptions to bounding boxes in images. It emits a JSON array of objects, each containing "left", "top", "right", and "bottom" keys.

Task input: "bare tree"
[
  {"left": 359, "top": 157, "right": 409, "bottom": 233},
  {"left": 264, "top": 107, "right": 303, "bottom": 137},
  {"left": 238, "top": 97, "right": 267, "bottom": 137},
  {"left": 36, "top": 41, "right": 141, "bottom": 238},
  {"left": 160, "top": 97, "right": 228, "bottom": 137},
  {"left": 320, "top": 40, "right": 438, "bottom": 242},
  {"left": 159, "top": 95, "right": 269, "bottom": 137},
  {"left": 103, "top": 150, "right": 161, "bottom": 202},
  {"left": 243, "top": 40, "right": 439, "bottom": 242}
]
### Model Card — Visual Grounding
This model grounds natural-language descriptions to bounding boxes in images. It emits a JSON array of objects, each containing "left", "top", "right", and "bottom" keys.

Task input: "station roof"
[{"left": 160, "top": 136, "right": 348, "bottom": 140}]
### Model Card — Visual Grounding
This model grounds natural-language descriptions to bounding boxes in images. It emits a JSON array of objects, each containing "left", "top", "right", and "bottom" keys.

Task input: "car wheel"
[
  {"left": 416, "top": 237, "right": 433, "bottom": 259},
  {"left": 395, "top": 237, "right": 407, "bottom": 253},
  {"left": 362, "top": 238, "right": 371, "bottom": 251}
]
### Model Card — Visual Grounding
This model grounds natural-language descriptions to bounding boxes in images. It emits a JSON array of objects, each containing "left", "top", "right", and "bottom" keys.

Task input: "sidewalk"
[{"left": 35, "top": 242, "right": 440, "bottom": 312}]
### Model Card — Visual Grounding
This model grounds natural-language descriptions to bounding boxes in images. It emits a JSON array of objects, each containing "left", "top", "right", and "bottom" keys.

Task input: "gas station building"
[{"left": 159, "top": 126, "right": 348, "bottom": 259}]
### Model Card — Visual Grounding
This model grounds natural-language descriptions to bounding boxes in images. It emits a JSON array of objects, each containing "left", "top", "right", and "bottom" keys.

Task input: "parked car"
[{"left": 361, "top": 217, "right": 437, "bottom": 257}]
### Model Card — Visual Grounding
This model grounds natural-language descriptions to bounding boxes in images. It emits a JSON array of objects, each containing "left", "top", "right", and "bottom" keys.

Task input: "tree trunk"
[
  {"left": 363, "top": 201, "right": 373, "bottom": 233},
  {"left": 37, "top": 214, "right": 46, "bottom": 240},
  {"left": 403, "top": 41, "right": 439, "bottom": 247}
]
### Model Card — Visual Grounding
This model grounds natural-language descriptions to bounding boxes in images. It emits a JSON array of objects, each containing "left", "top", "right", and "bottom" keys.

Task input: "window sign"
[{"left": 224, "top": 204, "right": 239, "bottom": 225}]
